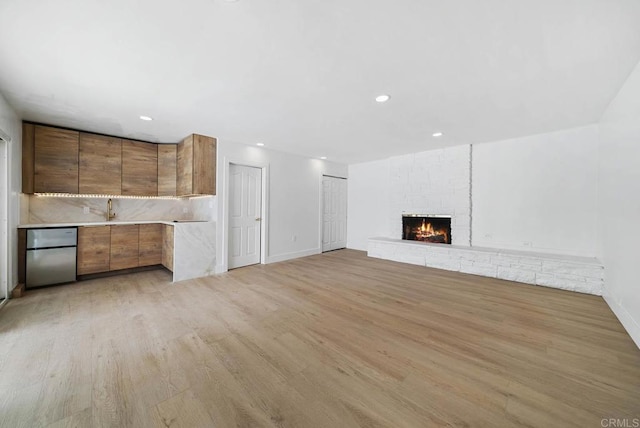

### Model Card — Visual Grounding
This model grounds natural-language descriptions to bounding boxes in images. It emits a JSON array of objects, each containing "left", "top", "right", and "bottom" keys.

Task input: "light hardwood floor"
[{"left": 1, "top": 249, "right": 638, "bottom": 427}]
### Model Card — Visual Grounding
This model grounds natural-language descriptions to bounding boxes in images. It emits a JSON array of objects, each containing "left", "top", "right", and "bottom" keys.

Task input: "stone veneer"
[{"left": 368, "top": 238, "right": 603, "bottom": 295}]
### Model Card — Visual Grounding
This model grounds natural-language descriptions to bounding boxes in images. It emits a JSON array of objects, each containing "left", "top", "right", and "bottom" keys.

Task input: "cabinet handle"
[{"left": 255, "top": 217, "right": 261, "bottom": 221}]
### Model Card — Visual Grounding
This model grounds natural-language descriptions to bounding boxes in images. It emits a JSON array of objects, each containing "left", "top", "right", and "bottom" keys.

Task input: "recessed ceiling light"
[
  {"left": 375, "top": 95, "right": 390, "bottom": 103},
  {"left": 432, "top": 132, "right": 443, "bottom": 137},
  {"left": 223, "top": 0, "right": 239, "bottom": 2},
  {"left": 320, "top": 156, "right": 327, "bottom": 160},
  {"left": 139, "top": 115, "right": 153, "bottom": 121},
  {"left": 256, "top": 143, "right": 264, "bottom": 146}
]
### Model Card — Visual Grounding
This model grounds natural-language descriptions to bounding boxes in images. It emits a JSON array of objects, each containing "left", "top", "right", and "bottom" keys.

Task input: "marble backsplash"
[{"left": 25, "top": 195, "right": 216, "bottom": 224}]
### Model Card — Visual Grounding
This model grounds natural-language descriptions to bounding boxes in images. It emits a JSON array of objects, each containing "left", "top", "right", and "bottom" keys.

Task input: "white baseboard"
[
  {"left": 214, "top": 248, "right": 321, "bottom": 273},
  {"left": 603, "top": 290, "right": 640, "bottom": 350},
  {"left": 266, "top": 248, "right": 321, "bottom": 264}
]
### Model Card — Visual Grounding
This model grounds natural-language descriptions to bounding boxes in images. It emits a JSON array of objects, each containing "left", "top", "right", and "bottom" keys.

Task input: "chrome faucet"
[{"left": 107, "top": 198, "right": 116, "bottom": 221}]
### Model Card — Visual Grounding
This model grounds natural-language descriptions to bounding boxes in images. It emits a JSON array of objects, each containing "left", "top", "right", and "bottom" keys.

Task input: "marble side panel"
[{"left": 173, "top": 221, "right": 216, "bottom": 282}]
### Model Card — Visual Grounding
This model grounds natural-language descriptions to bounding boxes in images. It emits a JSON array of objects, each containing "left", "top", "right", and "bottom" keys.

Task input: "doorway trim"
[
  {"left": 0, "top": 128, "right": 11, "bottom": 308},
  {"left": 221, "top": 157, "right": 269, "bottom": 273}
]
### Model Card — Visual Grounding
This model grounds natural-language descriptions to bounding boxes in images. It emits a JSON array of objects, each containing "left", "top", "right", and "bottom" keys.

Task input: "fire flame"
[
  {"left": 414, "top": 219, "right": 449, "bottom": 243},
  {"left": 420, "top": 219, "right": 434, "bottom": 235}
]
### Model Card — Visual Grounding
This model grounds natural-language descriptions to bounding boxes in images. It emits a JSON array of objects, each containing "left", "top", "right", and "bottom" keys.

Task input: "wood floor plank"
[
  {"left": 45, "top": 408, "right": 92, "bottom": 428},
  {"left": 0, "top": 383, "right": 42, "bottom": 428},
  {"left": 1, "top": 249, "right": 639, "bottom": 427},
  {"left": 32, "top": 334, "right": 92, "bottom": 427},
  {"left": 153, "top": 389, "right": 216, "bottom": 428}
]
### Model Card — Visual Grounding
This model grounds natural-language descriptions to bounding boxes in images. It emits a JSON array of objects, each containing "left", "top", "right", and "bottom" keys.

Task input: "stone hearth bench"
[{"left": 368, "top": 237, "right": 603, "bottom": 295}]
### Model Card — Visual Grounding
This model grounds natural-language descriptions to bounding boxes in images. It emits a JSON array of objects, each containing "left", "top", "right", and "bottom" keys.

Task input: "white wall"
[
  {"left": 347, "top": 159, "right": 390, "bottom": 250},
  {"left": 216, "top": 141, "right": 347, "bottom": 271},
  {"left": 472, "top": 125, "right": 599, "bottom": 257},
  {"left": 598, "top": 60, "right": 640, "bottom": 348},
  {"left": 0, "top": 92, "right": 22, "bottom": 291}
]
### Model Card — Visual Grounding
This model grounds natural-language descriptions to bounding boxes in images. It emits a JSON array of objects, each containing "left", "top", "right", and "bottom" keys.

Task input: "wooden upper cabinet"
[
  {"left": 22, "top": 122, "right": 214, "bottom": 197},
  {"left": 34, "top": 125, "right": 79, "bottom": 193},
  {"left": 122, "top": 140, "right": 158, "bottom": 196},
  {"left": 177, "top": 134, "right": 216, "bottom": 196},
  {"left": 176, "top": 136, "right": 193, "bottom": 196},
  {"left": 110, "top": 225, "right": 139, "bottom": 271},
  {"left": 139, "top": 224, "right": 162, "bottom": 266},
  {"left": 22, "top": 123, "right": 35, "bottom": 193},
  {"left": 79, "top": 133, "right": 122, "bottom": 195},
  {"left": 158, "top": 144, "right": 177, "bottom": 196},
  {"left": 78, "top": 226, "right": 111, "bottom": 275}
]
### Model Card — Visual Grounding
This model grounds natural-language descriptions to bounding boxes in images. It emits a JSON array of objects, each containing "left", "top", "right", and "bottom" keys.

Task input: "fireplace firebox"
[{"left": 402, "top": 215, "right": 452, "bottom": 244}]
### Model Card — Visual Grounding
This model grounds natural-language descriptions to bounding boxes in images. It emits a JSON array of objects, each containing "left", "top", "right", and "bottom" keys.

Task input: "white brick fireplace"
[
  {"left": 352, "top": 126, "right": 604, "bottom": 296},
  {"left": 388, "top": 144, "right": 471, "bottom": 246}
]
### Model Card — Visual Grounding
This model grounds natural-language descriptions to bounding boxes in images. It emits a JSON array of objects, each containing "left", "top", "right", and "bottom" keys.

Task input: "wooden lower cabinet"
[
  {"left": 78, "top": 226, "right": 111, "bottom": 275},
  {"left": 139, "top": 224, "right": 162, "bottom": 266},
  {"left": 110, "top": 225, "right": 139, "bottom": 271},
  {"left": 162, "top": 225, "right": 174, "bottom": 272},
  {"left": 26, "top": 223, "right": 167, "bottom": 284}
]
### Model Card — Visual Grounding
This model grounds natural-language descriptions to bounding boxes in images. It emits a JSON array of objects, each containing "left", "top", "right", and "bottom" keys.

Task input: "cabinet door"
[
  {"left": 177, "top": 134, "right": 216, "bottom": 196},
  {"left": 176, "top": 135, "right": 193, "bottom": 196},
  {"left": 79, "top": 133, "right": 122, "bottom": 195},
  {"left": 158, "top": 144, "right": 177, "bottom": 196},
  {"left": 162, "top": 224, "right": 174, "bottom": 272},
  {"left": 110, "top": 225, "right": 139, "bottom": 270},
  {"left": 78, "top": 226, "right": 111, "bottom": 275},
  {"left": 193, "top": 134, "right": 216, "bottom": 195},
  {"left": 22, "top": 123, "right": 35, "bottom": 194},
  {"left": 34, "top": 125, "right": 79, "bottom": 193},
  {"left": 122, "top": 140, "right": 158, "bottom": 196},
  {"left": 139, "top": 224, "right": 162, "bottom": 266}
]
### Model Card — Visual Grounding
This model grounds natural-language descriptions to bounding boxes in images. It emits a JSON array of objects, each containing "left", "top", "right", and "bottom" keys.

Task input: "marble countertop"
[{"left": 18, "top": 220, "right": 211, "bottom": 229}]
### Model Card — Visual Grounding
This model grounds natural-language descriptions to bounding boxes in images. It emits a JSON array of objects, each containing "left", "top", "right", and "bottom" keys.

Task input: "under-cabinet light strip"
[{"left": 34, "top": 193, "right": 184, "bottom": 200}]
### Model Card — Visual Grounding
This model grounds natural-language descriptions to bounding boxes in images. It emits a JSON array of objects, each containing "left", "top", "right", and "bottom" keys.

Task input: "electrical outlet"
[
  {"left": 83, "top": 207, "right": 90, "bottom": 214},
  {"left": 183, "top": 207, "right": 188, "bottom": 213}
]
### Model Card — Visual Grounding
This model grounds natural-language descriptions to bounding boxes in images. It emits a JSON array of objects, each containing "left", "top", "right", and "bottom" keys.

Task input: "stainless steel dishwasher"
[{"left": 26, "top": 228, "right": 77, "bottom": 288}]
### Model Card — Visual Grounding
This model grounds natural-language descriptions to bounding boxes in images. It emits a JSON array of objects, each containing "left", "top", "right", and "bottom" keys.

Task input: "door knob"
[{"left": 255, "top": 217, "right": 261, "bottom": 221}]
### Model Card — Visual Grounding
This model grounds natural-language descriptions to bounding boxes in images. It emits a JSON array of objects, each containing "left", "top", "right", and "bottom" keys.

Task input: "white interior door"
[
  {"left": 322, "top": 176, "right": 347, "bottom": 252},
  {"left": 229, "top": 164, "right": 262, "bottom": 269}
]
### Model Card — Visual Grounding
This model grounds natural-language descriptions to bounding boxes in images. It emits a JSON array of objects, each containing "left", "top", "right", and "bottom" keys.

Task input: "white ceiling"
[{"left": 1, "top": 0, "right": 639, "bottom": 164}]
